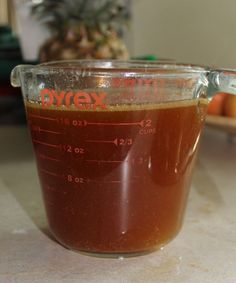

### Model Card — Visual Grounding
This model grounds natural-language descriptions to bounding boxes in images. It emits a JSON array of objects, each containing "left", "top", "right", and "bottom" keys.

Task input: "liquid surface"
[{"left": 26, "top": 99, "right": 207, "bottom": 254}]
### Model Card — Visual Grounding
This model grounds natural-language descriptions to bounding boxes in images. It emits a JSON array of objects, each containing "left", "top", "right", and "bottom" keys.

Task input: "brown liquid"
[{"left": 26, "top": 99, "right": 207, "bottom": 254}]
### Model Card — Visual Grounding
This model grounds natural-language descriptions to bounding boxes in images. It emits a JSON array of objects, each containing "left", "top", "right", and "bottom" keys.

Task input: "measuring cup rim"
[{"left": 30, "top": 60, "right": 209, "bottom": 74}]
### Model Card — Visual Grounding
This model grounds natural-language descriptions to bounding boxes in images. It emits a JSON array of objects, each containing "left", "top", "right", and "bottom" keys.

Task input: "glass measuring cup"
[{"left": 11, "top": 61, "right": 236, "bottom": 257}]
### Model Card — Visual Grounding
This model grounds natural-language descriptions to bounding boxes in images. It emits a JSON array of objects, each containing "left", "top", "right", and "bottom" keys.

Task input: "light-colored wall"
[
  {"left": 132, "top": 0, "right": 236, "bottom": 68},
  {"left": 0, "top": 0, "right": 8, "bottom": 25}
]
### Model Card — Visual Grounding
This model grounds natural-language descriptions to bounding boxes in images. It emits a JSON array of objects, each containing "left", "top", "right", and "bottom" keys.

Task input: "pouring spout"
[
  {"left": 207, "top": 69, "right": 236, "bottom": 98},
  {"left": 10, "top": 65, "right": 34, "bottom": 87}
]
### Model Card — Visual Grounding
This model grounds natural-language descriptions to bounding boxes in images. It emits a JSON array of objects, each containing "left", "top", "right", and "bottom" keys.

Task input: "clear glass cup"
[{"left": 11, "top": 60, "right": 236, "bottom": 257}]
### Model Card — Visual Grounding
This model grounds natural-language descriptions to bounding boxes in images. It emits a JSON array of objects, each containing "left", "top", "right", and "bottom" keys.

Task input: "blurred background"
[{"left": 1, "top": 0, "right": 236, "bottom": 126}]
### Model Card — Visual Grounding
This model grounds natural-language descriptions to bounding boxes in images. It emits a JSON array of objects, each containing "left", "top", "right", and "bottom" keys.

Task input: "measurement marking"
[
  {"left": 86, "top": 138, "right": 118, "bottom": 145},
  {"left": 88, "top": 179, "right": 122, "bottom": 184},
  {"left": 88, "top": 179, "right": 137, "bottom": 184},
  {"left": 86, "top": 159, "right": 123, "bottom": 163},
  {"left": 40, "top": 168, "right": 63, "bottom": 178},
  {"left": 45, "top": 185, "right": 56, "bottom": 191},
  {"left": 45, "top": 185, "right": 67, "bottom": 194},
  {"left": 32, "top": 126, "right": 62, "bottom": 135},
  {"left": 33, "top": 139, "right": 61, "bottom": 149},
  {"left": 38, "top": 153, "right": 61, "bottom": 162},
  {"left": 29, "top": 113, "right": 58, "bottom": 122},
  {"left": 86, "top": 121, "right": 143, "bottom": 127},
  {"left": 39, "top": 128, "right": 61, "bottom": 134}
]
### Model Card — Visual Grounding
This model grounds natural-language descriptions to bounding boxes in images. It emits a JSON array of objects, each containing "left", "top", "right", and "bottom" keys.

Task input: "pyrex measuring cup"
[{"left": 11, "top": 61, "right": 236, "bottom": 257}]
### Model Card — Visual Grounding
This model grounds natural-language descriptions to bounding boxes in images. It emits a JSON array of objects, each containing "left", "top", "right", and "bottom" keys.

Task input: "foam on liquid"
[{"left": 26, "top": 98, "right": 208, "bottom": 112}]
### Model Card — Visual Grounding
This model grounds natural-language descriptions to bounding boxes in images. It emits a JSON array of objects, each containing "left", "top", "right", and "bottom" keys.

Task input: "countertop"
[{"left": 0, "top": 126, "right": 235, "bottom": 283}]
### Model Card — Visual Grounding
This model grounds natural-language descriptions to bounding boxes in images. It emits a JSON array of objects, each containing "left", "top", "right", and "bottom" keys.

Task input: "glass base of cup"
[
  {"left": 68, "top": 247, "right": 164, "bottom": 259},
  {"left": 50, "top": 229, "right": 180, "bottom": 259}
]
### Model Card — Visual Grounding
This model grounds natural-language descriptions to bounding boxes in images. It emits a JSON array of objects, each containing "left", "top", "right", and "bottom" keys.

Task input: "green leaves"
[{"left": 31, "top": 0, "right": 130, "bottom": 34}]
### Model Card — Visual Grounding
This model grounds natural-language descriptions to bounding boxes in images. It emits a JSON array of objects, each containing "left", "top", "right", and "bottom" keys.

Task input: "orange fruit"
[
  {"left": 224, "top": 94, "right": 236, "bottom": 118},
  {"left": 207, "top": 92, "right": 227, "bottom": 116}
]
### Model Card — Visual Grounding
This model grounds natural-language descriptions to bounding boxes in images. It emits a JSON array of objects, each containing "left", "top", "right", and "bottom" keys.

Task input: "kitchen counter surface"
[{"left": 0, "top": 126, "right": 236, "bottom": 283}]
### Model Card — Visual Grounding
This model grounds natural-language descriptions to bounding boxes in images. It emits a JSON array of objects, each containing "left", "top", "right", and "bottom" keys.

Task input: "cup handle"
[{"left": 207, "top": 69, "right": 236, "bottom": 98}]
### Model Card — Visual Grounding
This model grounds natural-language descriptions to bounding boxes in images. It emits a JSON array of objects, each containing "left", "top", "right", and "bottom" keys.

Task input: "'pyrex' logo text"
[{"left": 40, "top": 89, "right": 107, "bottom": 109}]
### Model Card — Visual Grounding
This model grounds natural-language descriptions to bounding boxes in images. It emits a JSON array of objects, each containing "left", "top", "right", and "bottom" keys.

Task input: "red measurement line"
[
  {"left": 33, "top": 139, "right": 61, "bottom": 149},
  {"left": 88, "top": 179, "right": 137, "bottom": 184},
  {"left": 32, "top": 127, "right": 62, "bottom": 135},
  {"left": 46, "top": 185, "right": 56, "bottom": 191},
  {"left": 88, "top": 179, "right": 122, "bottom": 184},
  {"left": 40, "top": 128, "right": 62, "bottom": 134},
  {"left": 45, "top": 185, "right": 67, "bottom": 194},
  {"left": 29, "top": 114, "right": 58, "bottom": 122},
  {"left": 86, "top": 121, "right": 143, "bottom": 127},
  {"left": 38, "top": 153, "right": 61, "bottom": 162},
  {"left": 40, "top": 168, "right": 63, "bottom": 178},
  {"left": 86, "top": 159, "right": 123, "bottom": 163},
  {"left": 86, "top": 138, "right": 117, "bottom": 145}
]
